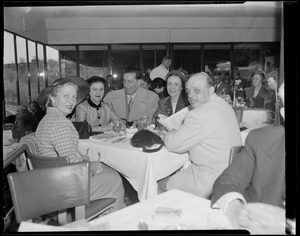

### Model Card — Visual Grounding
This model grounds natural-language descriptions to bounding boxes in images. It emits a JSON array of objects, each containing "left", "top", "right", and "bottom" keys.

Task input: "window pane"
[
  {"left": 37, "top": 43, "right": 45, "bottom": 90},
  {"left": 4, "top": 31, "right": 18, "bottom": 106},
  {"left": 28, "top": 40, "right": 39, "bottom": 101},
  {"left": 233, "top": 43, "right": 261, "bottom": 80},
  {"left": 47, "top": 46, "right": 60, "bottom": 85},
  {"left": 204, "top": 44, "right": 231, "bottom": 77},
  {"left": 111, "top": 45, "right": 140, "bottom": 81},
  {"left": 173, "top": 44, "right": 201, "bottom": 75},
  {"left": 58, "top": 46, "right": 77, "bottom": 78},
  {"left": 16, "top": 36, "right": 29, "bottom": 106},
  {"left": 79, "top": 45, "right": 109, "bottom": 79},
  {"left": 142, "top": 45, "right": 167, "bottom": 75}
]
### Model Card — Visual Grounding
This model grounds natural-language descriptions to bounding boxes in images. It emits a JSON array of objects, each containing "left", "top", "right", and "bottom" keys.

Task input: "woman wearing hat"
[
  {"left": 153, "top": 70, "right": 190, "bottom": 128},
  {"left": 35, "top": 76, "right": 125, "bottom": 209},
  {"left": 75, "top": 76, "right": 121, "bottom": 132}
]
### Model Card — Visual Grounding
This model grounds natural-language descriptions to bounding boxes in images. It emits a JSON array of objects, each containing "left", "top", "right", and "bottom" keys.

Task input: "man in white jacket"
[{"left": 158, "top": 72, "right": 242, "bottom": 199}]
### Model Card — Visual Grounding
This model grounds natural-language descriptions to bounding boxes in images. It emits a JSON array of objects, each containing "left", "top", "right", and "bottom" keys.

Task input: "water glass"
[{"left": 113, "top": 119, "right": 122, "bottom": 135}]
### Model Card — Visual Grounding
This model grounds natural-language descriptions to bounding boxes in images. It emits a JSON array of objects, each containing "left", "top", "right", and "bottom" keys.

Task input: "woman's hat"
[
  {"left": 166, "top": 70, "right": 187, "bottom": 83},
  {"left": 37, "top": 76, "right": 90, "bottom": 110}
]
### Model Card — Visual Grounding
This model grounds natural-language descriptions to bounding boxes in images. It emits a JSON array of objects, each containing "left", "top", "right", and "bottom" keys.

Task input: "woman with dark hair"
[
  {"left": 75, "top": 76, "right": 120, "bottom": 132},
  {"left": 153, "top": 70, "right": 190, "bottom": 127},
  {"left": 151, "top": 77, "right": 168, "bottom": 99},
  {"left": 245, "top": 71, "right": 273, "bottom": 106}
]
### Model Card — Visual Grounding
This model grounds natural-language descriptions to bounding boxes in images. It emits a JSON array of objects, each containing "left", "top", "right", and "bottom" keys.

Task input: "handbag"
[
  {"left": 131, "top": 130, "right": 164, "bottom": 153},
  {"left": 247, "top": 97, "right": 264, "bottom": 108},
  {"left": 72, "top": 120, "right": 92, "bottom": 139}
]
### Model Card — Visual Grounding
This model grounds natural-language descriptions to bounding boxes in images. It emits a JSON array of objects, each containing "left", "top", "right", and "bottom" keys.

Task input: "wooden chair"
[
  {"left": 7, "top": 162, "right": 116, "bottom": 225},
  {"left": 228, "top": 146, "right": 243, "bottom": 166},
  {"left": 5, "top": 137, "right": 116, "bottom": 225}
]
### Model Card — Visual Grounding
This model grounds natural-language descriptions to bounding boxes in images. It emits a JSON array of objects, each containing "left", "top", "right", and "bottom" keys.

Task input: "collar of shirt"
[
  {"left": 47, "top": 107, "right": 67, "bottom": 118},
  {"left": 127, "top": 91, "right": 137, "bottom": 103}
]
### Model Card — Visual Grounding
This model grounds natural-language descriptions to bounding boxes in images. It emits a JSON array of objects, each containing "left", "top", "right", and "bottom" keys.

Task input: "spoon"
[{"left": 137, "top": 219, "right": 149, "bottom": 230}]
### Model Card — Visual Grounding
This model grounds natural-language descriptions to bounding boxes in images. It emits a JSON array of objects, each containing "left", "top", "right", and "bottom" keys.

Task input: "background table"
[
  {"left": 242, "top": 108, "right": 269, "bottom": 128},
  {"left": 78, "top": 137, "right": 189, "bottom": 201},
  {"left": 88, "top": 189, "right": 233, "bottom": 230}
]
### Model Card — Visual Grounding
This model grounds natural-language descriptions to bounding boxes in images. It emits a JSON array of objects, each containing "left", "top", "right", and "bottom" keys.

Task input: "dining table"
[
  {"left": 240, "top": 108, "right": 270, "bottom": 129},
  {"left": 77, "top": 132, "right": 190, "bottom": 201},
  {"left": 18, "top": 189, "right": 243, "bottom": 232}
]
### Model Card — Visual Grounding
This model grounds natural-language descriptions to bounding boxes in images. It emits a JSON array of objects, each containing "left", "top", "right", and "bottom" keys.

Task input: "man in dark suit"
[
  {"left": 211, "top": 82, "right": 286, "bottom": 234},
  {"left": 213, "top": 71, "right": 231, "bottom": 96},
  {"left": 104, "top": 66, "right": 159, "bottom": 124}
]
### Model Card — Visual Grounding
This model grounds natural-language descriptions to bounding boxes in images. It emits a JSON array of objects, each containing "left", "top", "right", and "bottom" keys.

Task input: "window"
[
  {"left": 142, "top": 45, "right": 167, "bottom": 75},
  {"left": 28, "top": 40, "right": 39, "bottom": 101},
  {"left": 4, "top": 31, "right": 18, "bottom": 105},
  {"left": 111, "top": 45, "right": 140, "bottom": 80},
  {"left": 173, "top": 44, "right": 201, "bottom": 75},
  {"left": 57, "top": 46, "right": 77, "bottom": 78},
  {"left": 37, "top": 43, "right": 46, "bottom": 90},
  {"left": 204, "top": 44, "right": 231, "bottom": 77},
  {"left": 16, "top": 36, "right": 29, "bottom": 106},
  {"left": 79, "top": 45, "right": 109, "bottom": 79},
  {"left": 46, "top": 46, "right": 60, "bottom": 85}
]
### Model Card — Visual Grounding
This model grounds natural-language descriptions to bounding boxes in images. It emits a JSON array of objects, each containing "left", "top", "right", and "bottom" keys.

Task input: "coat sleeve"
[
  {"left": 164, "top": 109, "right": 216, "bottom": 153},
  {"left": 75, "top": 104, "right": 87, "bottom": 122},
  {"left": 211, "top": 132, "right": 256, "bottom": 205},
  {"left": 145, "top": 92, "right": 159, "bottom": 119}
]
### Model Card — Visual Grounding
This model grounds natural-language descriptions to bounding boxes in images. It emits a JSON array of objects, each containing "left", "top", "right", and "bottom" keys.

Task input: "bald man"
[{"left": 158, "top": 72, "right": 242, "bottom": 199}]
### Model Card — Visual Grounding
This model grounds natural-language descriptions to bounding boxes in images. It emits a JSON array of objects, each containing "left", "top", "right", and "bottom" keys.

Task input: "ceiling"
[{"left": 4, "top": 2, "right": 282, "bottom": 45}]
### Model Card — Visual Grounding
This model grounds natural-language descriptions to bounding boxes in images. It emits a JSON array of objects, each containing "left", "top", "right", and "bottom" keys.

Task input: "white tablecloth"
[
  {"left": 242, "top": 108, "right": 269, "bottom": 129},
  {"left": 88, "top": 189, "right": 233, "bottom": 230},
  {"left": 78, "top": 137, "right": 189, "bottom": 201},
  {"left": 240, "top": 123, "right": 273, "bottom": 145}
]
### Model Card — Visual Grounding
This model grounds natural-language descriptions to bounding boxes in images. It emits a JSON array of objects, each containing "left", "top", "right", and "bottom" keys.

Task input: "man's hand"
[
  {"left": 225, "top": 199, "right": 245, "bottom": 228},
  {"left": 237, "top": 202, "right": 285, "bottom": 234}
]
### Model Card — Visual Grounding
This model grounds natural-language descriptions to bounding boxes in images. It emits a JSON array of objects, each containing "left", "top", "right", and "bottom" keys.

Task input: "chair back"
[
  {"left": 27, "top": 152, "right": 68, "bottom": 170},
  {"left": 7, "top": 162, "right": 90, "bottom": 223},
  {"left": 228, "top": 146, "right": 243, "bottom": 165}
]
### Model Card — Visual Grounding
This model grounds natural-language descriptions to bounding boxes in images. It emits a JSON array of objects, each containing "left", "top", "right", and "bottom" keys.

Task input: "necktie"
[{"left": 128, "top": 97, "right": 133, "bottom": 112}]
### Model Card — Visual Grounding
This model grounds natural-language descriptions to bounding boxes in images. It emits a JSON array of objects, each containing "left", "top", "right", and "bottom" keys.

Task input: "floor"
[{"left": 3, "top": 173, "right": 139, "bottom": 233}]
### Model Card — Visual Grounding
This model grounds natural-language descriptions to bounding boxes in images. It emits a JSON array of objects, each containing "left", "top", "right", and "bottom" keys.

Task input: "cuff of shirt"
[{"left": 212, "top": 192, "right": 247, "bottom": 212}]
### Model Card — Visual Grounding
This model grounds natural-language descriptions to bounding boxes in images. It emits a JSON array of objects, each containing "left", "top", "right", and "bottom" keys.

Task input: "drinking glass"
[{"left": 113, "top": 119, "right": 122, "bottom": 136}]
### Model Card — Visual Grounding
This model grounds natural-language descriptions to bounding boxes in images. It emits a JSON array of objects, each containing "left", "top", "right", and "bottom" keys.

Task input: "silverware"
[
  {"left": 137, "top": 219, "right": 148, "bottom": 230},
  {"left": 111, "top": 137, "right": 127, "bottom": 143}
]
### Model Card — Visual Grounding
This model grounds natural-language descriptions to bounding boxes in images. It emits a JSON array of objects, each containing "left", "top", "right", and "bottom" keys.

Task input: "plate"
[{"left": 90, "top": 133, "right": 117, "bottom": 141}]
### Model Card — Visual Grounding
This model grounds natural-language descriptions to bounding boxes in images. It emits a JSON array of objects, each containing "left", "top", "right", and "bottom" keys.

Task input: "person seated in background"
[
  {"left": 245, "top": 71, "right": 273, "bottom": 108},
  {"left": 178, "top": 67, "right": 189, "bottom": 79},
  {"left": 158, "top": 72, "right": 242, "bottom": 199},
  {"left": 153, "top": 70, "right": 190, "bottom": 128},
  {"left": 150, "top": 56, "right": 172, "bottom": 81},
  {"left": 29, "top": 101, "right": 46, "bottom": 121},
  {"left": 151, "top": 77, "right": 168, "bottom": 99},
  {"left": 36, "top": 76, "right": 125, "bottom": 210},
  {"left": 106, "top": 74, "right": 114, "bottom": 91},
  {"left": 211, "top": 82, "right": 286, "bottom": 234},
  {"left": 12, "top": 105, "right": 39, "bottom": 141},
  {"left": 138, "top": 74, "right": 151, "bottom": 90},
  {"left": 223, "top": 72, "right": 232, "bottom": 85},
  {"left": 3, "top": 114, "right": 16, "bottom": 130},
  {"left": 104, "top": 66, "right": 159, "bottom": 126},
  {"left": 75, "top": 76, "right": 121, "bottom": 132},
  {"left": 213, "top": 71, "right": 231, "bottom": 96}
]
